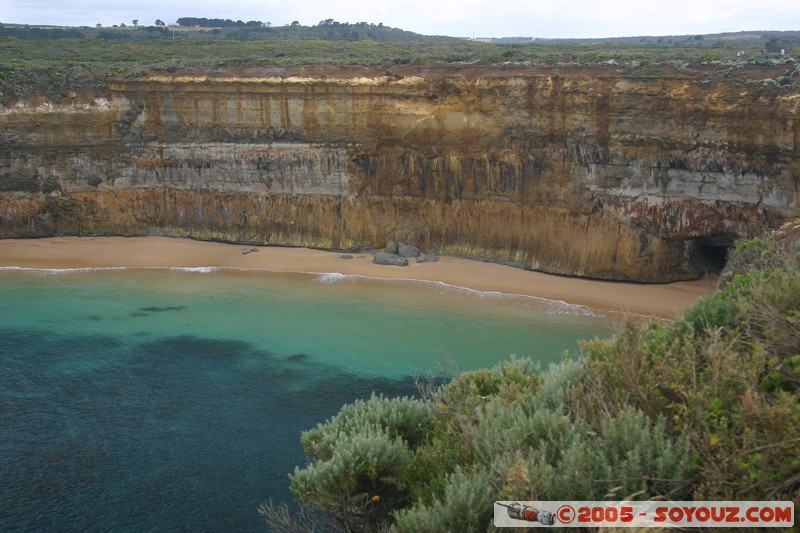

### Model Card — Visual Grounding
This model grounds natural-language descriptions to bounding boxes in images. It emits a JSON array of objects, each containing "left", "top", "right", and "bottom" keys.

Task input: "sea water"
[{"left": 0, "top": 267, "right": 612, "bottom": 532}]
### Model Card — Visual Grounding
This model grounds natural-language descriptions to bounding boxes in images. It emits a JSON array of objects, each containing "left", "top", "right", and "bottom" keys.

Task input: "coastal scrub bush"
[
  {"left": 742, "top": 268, "right": 800, "bottom": 361},
  {"left": 390, "top": 467, "right": 494, "bottom": 532},
  {"left": 290, "top": 425, "right": 412, "bottom": 531},
  {"left": 299, "top": 393, "right": 433, "bottom": 458},
  {"left": 401, "top": 356, "right": 690, "bottom": 527},
  {"left": 289, "top": 394, "right": 432, "bottom": 531},
  {"left": 389, "top": 363, "right": 692, "bottom": 531},
  {"left": 578, "top": 230, "right": 800, "bottom": 503},
  {"left": 719, "top": 236, "right": 784, "bottom": 286},
  {"left": 428, "top": 355, "right": 540, "bottom": 443},
  {"left": 511, "top": 408, "right": 692, "bottom": 502},
  {"left": 401, "top": 356, "right": 542, "bottom": 506},
  {"left": 258, "top": 498, "right": 340, "bottom": 532}
]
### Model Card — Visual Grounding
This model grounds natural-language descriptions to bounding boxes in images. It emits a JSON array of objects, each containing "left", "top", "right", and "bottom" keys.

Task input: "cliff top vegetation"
[{"left": 1, "top": 22, "right": 798, "bottom": 106}]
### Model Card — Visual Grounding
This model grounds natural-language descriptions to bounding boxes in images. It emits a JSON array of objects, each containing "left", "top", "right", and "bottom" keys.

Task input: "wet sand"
[{"left": 0, "top": 236, "right": 716, "bottom": 318}]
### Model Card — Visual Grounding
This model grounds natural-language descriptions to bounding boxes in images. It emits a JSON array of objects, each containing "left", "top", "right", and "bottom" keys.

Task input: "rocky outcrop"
[
  {"left": 373, "top": 251, "right": 409, "bottom": 267},
  {"left": 0, "top": 65, "right": 797, "bottom": 281},
  {"left": 385, "top": 241, "right": 421, "bottom": 258},
  {"left": 373, "top": 241, "right": 420, "bottom": 266}
]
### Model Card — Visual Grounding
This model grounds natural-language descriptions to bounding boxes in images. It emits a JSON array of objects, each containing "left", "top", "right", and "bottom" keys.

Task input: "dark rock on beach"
[
  {"left": 417, "top": 252, "right": 439, "bottom": 263},
  {"left": 373, "top": 251, "right": 409, "bottom": 266},
  {"left": 398, "top": 243, "right": 420, "bottom": 258},
  {"left": 384, "top": 241, "right": 419, "bottom": 258}
]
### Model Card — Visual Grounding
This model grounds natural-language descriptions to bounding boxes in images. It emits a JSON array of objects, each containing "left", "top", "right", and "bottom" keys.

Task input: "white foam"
[
  {"left": 411, "top": 280, "right": 602, "bottom": 317},
  {"left": 314, "top": 272, "right": 352, "bottom": 283},
  {"left": 0, "top": 265, "right": 606, "bottom": 317},
  {"left": 0, "top": 266, "right": 129, "bottom": 275},
  {"left": 167, "top": 266, "right": 219, "bottom": 273},
  {"left": 307, "top": 271, "right": 602, "bottom": 317}
]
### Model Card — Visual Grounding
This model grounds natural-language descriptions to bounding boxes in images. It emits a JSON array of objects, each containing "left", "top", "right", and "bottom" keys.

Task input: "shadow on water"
[{"left": 0, "top": 328, "right": 417, "bottom": 532}]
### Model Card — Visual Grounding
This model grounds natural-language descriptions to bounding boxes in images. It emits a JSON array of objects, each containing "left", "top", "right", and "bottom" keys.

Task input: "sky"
[{"left": 2, "top": 0, "right": 798, "bottom": 39}]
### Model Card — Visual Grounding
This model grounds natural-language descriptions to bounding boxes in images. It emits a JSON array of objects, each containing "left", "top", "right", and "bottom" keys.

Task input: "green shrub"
[
  {"left": 597, "top": 410, "right": 692, "bottom": 498},
  {"left": 390, "top": 467, "right": 494, "bottom": 533},
  {"left": 290, "top": 394, "right": 433, "bottom": 531},
  {"left": 481, "top": 402, "right": 691, "bottom": 502},
  {"left": 291, "top": 425, "right": 411, "bottom": 530},
  {"left": 534, "top": 358, "right": 585, "bottom": 410},
  {"left": 300, "top": 394, "right": 433, "bottom": 461},
  {"left": 743, "top": 269, "right": 800, "bottom": 361},
  {"left": 720, "top": 237, "right": 784, "bottom": 286},
  {"left": 577, "top": 233, "right": 800, "bottom": 505}
]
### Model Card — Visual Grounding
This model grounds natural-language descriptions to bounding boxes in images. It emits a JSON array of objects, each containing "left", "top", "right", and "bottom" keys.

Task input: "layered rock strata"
[{"left": 1, "top": 65, "right": 797, "bottom": 281}]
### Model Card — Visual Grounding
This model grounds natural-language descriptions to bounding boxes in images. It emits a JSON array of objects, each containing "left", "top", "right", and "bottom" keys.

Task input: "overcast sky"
[{"left": 2, "top": 0, "right": 798, "bottom": 39}]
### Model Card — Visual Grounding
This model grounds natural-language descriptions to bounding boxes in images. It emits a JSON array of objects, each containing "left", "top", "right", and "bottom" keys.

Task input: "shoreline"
[{"left": 0, "top": 236, "right": 717, "bottom": 318}]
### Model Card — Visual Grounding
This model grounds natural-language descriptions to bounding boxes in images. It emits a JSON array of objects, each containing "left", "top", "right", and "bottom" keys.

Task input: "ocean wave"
[
  {"left": 0, "top": 266, "right": 130, "bottom": 275},
  {"left": 166, "top": 266, "right": 220, "bottom": 273},
  {"left": 0, "top": 265, "right": 605, "bottom": 317},
  {"left": 416, "top": 280, "right": 602, "bottom": 317},
  {"left": 1, "top": 265, "right": 224, "bottom": 275},
  {"left": 309, "top": 271, "right": 602, "bottom": 317},
  {"left": 313, "top": 272, "right": 348, "bottom": 283}
]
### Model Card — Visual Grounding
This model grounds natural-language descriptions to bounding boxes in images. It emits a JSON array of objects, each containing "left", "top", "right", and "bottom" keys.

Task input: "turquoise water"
[{"left": 0, "top": 267, "right": 612, "bottom": 531}]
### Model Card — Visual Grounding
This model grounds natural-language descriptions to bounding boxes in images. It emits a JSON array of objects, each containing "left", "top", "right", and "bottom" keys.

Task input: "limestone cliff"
[{"left": 1, "top": 65, "right": 797, "bottom": 281}]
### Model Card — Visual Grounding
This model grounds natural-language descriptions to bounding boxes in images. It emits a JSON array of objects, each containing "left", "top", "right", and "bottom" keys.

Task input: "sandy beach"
[{"left": 0, "top": 236, "right": 717, "bottom": 318}]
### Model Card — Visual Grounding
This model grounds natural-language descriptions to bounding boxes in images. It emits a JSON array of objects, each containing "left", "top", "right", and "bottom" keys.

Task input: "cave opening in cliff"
[{"left": 687, "top": 239, "right": 732, "bottom": 276}]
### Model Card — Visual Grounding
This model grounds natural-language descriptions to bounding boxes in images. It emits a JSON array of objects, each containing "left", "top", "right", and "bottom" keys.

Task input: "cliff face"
[{"left": 1, "top": 65, "right": 797, "bottom": 281}]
